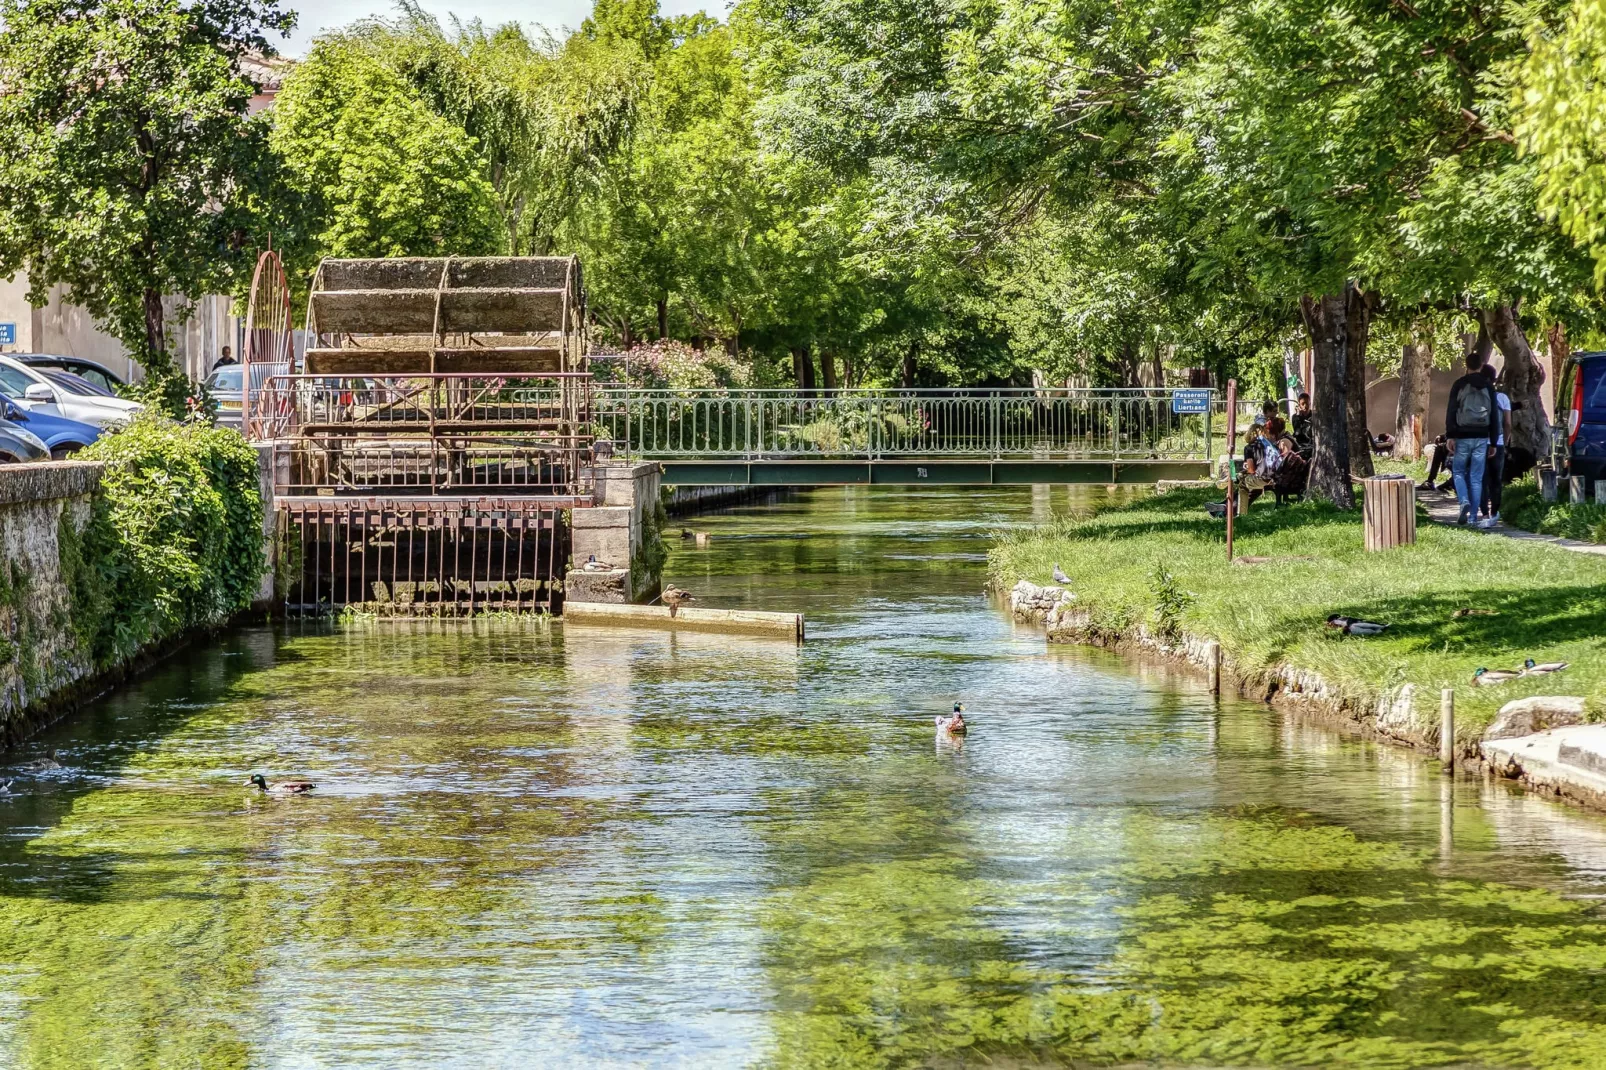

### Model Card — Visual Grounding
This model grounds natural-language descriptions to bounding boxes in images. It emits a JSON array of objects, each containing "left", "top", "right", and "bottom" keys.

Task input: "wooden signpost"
[{"left": 1224, "top": 378, "right": 1238, "bottom": 562}]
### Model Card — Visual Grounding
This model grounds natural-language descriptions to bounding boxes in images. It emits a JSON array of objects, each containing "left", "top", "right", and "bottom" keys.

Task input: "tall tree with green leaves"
[{"left": 0, "top": 0, "right": 294, "bottom": 409}]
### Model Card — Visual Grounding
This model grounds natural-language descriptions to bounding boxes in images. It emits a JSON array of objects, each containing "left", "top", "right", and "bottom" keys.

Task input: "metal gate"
[{"left": 280, "top": 498, "right": 573, "bottom": 616}]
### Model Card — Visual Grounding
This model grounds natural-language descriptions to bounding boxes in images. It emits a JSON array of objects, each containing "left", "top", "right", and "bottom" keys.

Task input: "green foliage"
[
  {"left": 1503, "top": 478, "right": 1606, "bottom": 543},
  {"left": 1149, "top": 563, "right": 1195, "bottom": 643},
  {"left": 270, "top": 36, "right": 502, "bottom": 269},
  {"left": 74, "top": 415, "right": 265, "bottom": 667},
  {"left": 0, "top": 0, "right": 293, "bottom": 412}
]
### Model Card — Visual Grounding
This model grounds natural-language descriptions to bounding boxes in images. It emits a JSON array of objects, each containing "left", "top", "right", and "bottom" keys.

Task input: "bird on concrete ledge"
[{"left": 662, "top": 586, "right": 695, "bottom": 618}]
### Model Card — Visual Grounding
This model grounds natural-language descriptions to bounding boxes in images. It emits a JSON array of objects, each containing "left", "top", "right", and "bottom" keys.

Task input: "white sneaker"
[{"left": 1475, "top": 516, "right": 1497, "bottom": 530}]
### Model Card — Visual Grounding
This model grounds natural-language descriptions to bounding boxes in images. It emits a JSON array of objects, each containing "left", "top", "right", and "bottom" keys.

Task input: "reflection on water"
[{"left": 2, "top": 486, "right": 1606, "bottom": 1067}]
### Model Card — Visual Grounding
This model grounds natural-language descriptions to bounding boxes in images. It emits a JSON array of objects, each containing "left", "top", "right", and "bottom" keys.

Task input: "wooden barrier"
[
  {"left": 1362, "top": 474, "right": 1416, "bottom": 550},
  {"left": 563, "top": 600, "right": 804, "bottom": 642}
]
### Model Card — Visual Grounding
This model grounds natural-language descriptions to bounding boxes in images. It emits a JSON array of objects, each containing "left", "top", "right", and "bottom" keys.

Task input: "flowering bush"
[{"left": 593, "top": 340, "right": 752, "bottom": 394}]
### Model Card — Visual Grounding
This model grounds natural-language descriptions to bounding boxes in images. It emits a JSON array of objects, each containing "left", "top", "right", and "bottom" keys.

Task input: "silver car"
[{"left": 205, "top": 362, "right": 288, "bottom": 428}]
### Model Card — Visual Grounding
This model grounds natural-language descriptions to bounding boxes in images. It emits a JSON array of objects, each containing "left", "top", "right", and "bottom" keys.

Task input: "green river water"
[{"left": 3, "top": 486, "right": 1606, "bottom": 1068}]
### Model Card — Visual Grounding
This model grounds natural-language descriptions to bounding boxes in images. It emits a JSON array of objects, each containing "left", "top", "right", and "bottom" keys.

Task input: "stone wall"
[
  {"left": 567, "top": 463, "right": 667, "bottom": 604},
  {"left": 0, "top": 462, "right": 102, "bottom": 742}
]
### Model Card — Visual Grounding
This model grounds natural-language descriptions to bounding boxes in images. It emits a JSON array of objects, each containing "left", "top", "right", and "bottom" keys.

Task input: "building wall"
[{"left": 0, "top": 273, "right": 244, "bottom": 382}]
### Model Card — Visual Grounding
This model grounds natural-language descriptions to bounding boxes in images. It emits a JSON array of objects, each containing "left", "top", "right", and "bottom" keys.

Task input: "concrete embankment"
[{"left": 1007, "top": 579, "right": 1606, "bottom": 814}]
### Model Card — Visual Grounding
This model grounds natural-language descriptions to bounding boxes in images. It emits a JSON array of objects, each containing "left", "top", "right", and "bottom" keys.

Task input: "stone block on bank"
[
  {"left": 1483, "top": 696, "right": 1588, "bottom": 741},
  {"left": 1009, "top": 580, "right": 1075, "bottom": 625},
  {"left": 565, "top": 567, "right": 632, "bottom": 604}
]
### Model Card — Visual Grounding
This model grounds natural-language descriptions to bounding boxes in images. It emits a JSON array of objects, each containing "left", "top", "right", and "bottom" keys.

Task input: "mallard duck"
[
  {"left": 1205, "top": 500, "right": 1229, "bottom": 519},
  {"left": 1326, "top": 615, "right": 1389, "bottom": 637},
  {"left": 935, "top": 703, "right": 967, "bottom": 735},
  {"left": 249, "top": 774, "right": 314, "bottom": 795},
  {"left": 20, "top": 749, "right": 60, "bottom": 771},
  {"left": 581, "top": 554, "right": 613, "bottom": 572},
  {"left": 662, "top": 585, "right": 695, "bottom": 618},
  {"left": 1522, "top": 658, "right": 1570, "bottom": 676},
  {"left": 681, "top": 529, "right": 695, "bottom": 539},
  {"left": 1452, "top": 607, "right": 1497, "bottom": 618},
  {"left": 1472, "top": 667, "right": 1522, "bottom": 686},
  {"left": 1052, "top": 564, "right": 1072, "bottom": 586}
]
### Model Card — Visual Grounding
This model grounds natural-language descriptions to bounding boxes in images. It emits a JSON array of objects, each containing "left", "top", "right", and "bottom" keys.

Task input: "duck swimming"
[
  {"left": 1326, "top": 615, "right": 1389, "bottom": 637},
  {"left": 249, "top": 774, "right": 315, "bottom": 795},
  {"left": 1472, "top": 667, "right": 1522, "bottom": 686},
  {"left": 935, "top": 703, "right": 967, "bottom": 735},
  {"left": 1522, "top": 658, "right": 1569, "bottom": 676},
  {"left": 20, "top": 749, "right": 60, "bottom": 771}
]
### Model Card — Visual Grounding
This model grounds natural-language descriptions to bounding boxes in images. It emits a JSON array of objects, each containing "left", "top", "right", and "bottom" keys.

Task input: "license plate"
[{"left": 219, "top": 400, "right": 241, "bottom": 410}]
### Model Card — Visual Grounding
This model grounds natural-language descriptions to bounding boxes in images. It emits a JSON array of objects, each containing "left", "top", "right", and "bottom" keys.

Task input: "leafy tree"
[
  {"left": 0, "top": 0, "right": 293, "bottom": 411},
  {"left": 269, "top": 37, "right": 502, "bottom": 271}
]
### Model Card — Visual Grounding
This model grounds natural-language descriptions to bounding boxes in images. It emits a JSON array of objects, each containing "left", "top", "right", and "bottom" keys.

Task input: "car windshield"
[
  {"left": 0, "top": 365, "right": 38, "bottom": 400},
  {"left": 44, "top": 370, "right": 114, "bottom": 398},
  {"left": 207, "top": 366, "right": 244, "bottom": 391}
]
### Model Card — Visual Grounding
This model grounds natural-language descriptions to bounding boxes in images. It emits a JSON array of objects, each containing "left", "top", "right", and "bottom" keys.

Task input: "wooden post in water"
[
  {"left": 1205, "top": 640, "right": 1222, "bottom": 694},
  {"left": 1440, "top": 688, "right": 1455, "bottom": 772},
  {"left": 1224, "top": 379, "right": 1238, "bottom": 562}
]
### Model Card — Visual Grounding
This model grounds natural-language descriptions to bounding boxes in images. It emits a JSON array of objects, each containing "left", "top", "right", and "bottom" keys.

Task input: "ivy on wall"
[{"left": 71, "top": 415, "right": 265, "bottom": 669}]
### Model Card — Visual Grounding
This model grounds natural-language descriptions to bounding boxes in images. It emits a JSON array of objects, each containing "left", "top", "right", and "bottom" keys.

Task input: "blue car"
[{"left": 4, "top": 399, "right": 100, "bottom": 459}]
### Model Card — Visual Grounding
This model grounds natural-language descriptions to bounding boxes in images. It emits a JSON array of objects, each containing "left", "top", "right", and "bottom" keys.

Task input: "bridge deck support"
[{"left": 654, "top": 459, "right": 1211, "bottom": 487}]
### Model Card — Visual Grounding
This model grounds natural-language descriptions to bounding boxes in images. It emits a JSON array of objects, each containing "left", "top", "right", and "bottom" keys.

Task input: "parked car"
[
  {"left": 14, "top": 354, "right": 126, "bottom": 393},
  {"left": 0, "top": 357, "right": 140, "bottom": 429},
  {"left": 205, "top": 361, "right": 289, "bottom": 428},
  {"left": 0, "top": 416, "right": 51, "bottom": 463},
  {"left": 41, "top": 369, "right": 118, "bottom": 398},
  {"left": 2, "top": 400, "right": 100, "bottom": 459},
  {"left": 1558, "top": 351, "right": 1606, "bottom": 481}
]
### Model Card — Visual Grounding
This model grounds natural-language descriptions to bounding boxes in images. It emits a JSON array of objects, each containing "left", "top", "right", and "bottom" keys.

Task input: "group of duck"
[{"left": 1323, "top": 614, "right": 1569, "bottom": 685}]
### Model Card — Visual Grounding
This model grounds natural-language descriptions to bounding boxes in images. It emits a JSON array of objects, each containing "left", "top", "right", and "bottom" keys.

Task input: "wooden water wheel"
[{"left": 242, "top": 249, "right": 293, "bottom": 438}]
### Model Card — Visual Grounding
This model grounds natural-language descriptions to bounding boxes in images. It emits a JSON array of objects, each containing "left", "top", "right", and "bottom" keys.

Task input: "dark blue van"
[{"left": 1561, "top": 351, "right": 1606, "bottom": 480}]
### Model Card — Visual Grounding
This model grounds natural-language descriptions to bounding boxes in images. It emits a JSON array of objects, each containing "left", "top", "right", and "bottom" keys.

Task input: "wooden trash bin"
[{"left": 1362, "top": 474, "right": 1416, "bottom": 550}]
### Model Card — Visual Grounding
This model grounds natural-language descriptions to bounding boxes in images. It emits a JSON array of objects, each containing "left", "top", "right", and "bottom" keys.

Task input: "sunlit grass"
[{"left": 989, "top": 487, "right": 1606, "bottom": 734}]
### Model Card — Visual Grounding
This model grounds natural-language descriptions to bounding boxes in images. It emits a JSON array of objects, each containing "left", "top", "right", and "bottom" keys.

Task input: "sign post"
[{"left": 1224, "top": 379, "right": 1238, "bottom": 562}]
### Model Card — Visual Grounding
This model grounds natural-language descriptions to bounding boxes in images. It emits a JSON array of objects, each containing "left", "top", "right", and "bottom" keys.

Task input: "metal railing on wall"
[{"left": 589, "top": 387, "right": 1219, "bottom": 461}]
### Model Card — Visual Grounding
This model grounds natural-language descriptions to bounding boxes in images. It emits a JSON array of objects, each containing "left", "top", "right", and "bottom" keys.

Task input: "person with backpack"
[
  {"left": 1480, "top": 363, "right": 1513, "bottom": 524},
  {"left": 1444, "top": 350, "right": 1500, "bottom": 527}
]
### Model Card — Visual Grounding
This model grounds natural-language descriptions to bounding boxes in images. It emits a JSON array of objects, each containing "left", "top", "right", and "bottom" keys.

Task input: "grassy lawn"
[{"left": 989, "top": 486, "right": 1606, "bottom": 734}]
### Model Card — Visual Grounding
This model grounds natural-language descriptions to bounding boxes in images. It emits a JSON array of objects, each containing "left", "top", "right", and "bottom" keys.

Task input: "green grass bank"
[{"left": 988, "top": 487, "right": 1606, "bottom": 738}]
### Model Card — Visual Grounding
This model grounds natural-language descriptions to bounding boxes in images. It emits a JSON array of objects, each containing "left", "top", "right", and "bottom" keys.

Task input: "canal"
[{"left": 2, "top": 486, "right": 1606, "bottom": 1068}]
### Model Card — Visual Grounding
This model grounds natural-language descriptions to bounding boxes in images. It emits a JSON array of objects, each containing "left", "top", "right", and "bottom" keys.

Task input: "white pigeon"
[{"left": 1052, "top": 563, "right": 1072, "bottom": 586}]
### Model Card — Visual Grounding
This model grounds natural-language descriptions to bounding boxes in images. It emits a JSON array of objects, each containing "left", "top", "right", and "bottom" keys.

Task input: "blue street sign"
[
  {"left": 0, "top": 323, "right": 14, "bottom": 346},
  {"left": 1171, "top": 389, "right": 1210, "bottom": 414}
]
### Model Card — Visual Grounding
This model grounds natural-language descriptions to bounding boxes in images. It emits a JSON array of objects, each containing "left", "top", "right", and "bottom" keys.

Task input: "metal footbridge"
[{"left": 592, "top": 388, "right": 1219, "bottom": 485}]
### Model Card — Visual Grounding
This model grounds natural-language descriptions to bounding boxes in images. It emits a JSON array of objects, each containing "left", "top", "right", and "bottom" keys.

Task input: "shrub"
[{"left": 72, "top": 414, "right": 264, "bottom": 667}]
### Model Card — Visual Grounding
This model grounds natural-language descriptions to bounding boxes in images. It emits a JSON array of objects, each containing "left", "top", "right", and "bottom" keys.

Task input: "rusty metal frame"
[{"left": 279, "top": 497, "right": 572, "bottom": 617}]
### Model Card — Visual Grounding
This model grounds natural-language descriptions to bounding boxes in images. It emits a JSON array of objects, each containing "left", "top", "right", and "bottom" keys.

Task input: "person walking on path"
[
  {"left": 1445, "top": 350, "right": 1500, "bottom": 527},
  {"left": 1480, "top": 364, "right": 1512, "bottom": 524}
]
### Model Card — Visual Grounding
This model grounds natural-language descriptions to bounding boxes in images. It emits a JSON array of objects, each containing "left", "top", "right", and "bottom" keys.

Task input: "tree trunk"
[
  {"left": 1394, "top": 324, "right": 1433, "bottom": 459},
  {"left": 656, "top": 297, "right": 668, "bottom": 341},
  {"left": 1478, "top": 302, "right": 1550, "bottom": 471},
  {"left": 902, "top": 340, "right": 918, "bottom": 388},
  {"left": 821, "top": 349, "right": 838, "bottom": 392},
  {"left": 1344, "top": 286, "right": 1374, "bottom": 477},
  {"left": 1299, "top": 291, "right": 1356, "bottom": 508},
  {"left": 792, "top": 345, "right": 816, "bottom": 395},
  {"left": 1149, "top": 339, "right": 1164, "bottom": 390},
  {"left": 143, "top": 286, "right": 165, "bottom": 368},
  {"left": 1545, "top": 321, "right": 1569, "bottom": 423}
]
